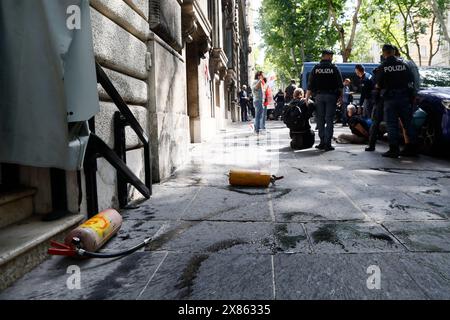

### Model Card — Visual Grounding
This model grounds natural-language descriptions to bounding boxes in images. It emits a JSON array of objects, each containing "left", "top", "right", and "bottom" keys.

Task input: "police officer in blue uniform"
[
  {"left": 305, "top": 50, "right": 344, "bottom": 151},
  {"left": 377, "top": 44, "right": 416, "bottom": 158}
]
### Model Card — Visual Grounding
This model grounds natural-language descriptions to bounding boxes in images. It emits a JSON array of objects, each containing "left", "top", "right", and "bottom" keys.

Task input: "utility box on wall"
[{"left": 149, "top": 0, "right": 183, "bottom": 52}]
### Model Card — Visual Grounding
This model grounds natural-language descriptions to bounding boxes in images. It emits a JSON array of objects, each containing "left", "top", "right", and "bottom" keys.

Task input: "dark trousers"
[
  {"left": 341, "top": 103, "right": 349, "bottom": 125},
  {"left": 249, "top": 105, "right": 255, "bottom": 118},
  {"left": 363, "top": 99, "right": 374, "bottom": 119},
  {"left": 241, "top": 104, "right": 248, "bottom": 122},
  {"left": 368, "top": 100, "right": 384, "bottom": 147},
  {"left": 315, "top": 93, "right": 338, "bottom": 146},
  {"left": 384, "top": 94, "right": 414, "bottom": 147}
]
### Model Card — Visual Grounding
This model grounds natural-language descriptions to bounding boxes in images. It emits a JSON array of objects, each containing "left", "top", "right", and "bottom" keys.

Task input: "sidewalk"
[{"left": 2, "top": 121, "right": 450, "bottom": 300}]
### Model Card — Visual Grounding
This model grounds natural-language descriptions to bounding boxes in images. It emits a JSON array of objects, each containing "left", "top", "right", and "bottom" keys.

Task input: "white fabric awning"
[{"left": 0, "top": 0, "right": 99, "bottom": 170}]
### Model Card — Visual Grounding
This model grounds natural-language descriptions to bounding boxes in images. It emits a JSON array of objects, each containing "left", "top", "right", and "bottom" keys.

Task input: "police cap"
[
  {"left": 382, "top": 44, "right": 395, "bottom": 52},
  {"left": 321, "top": 49, "right": 334, "bottom": 55}
]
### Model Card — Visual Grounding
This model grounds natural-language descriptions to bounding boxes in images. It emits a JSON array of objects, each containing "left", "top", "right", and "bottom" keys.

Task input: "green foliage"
[
  {"left": 259, "top": 0, "right": 450, "bottom": 76},
  {"left": 259, "top": 0, "right": 339, "bottom": 80}
]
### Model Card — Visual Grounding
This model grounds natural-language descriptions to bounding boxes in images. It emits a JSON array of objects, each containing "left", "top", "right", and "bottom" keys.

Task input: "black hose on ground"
[{"left": 72, "top": 237, "right": 153, "bottom": 259}]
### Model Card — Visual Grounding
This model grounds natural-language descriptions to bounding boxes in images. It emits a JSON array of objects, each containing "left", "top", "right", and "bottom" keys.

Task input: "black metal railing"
[{"left": 84, "top": 62, "right": 152, "bottom": 217}]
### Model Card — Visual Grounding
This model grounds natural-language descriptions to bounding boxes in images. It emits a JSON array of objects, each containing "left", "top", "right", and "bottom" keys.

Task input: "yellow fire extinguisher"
[{"left": 229, "top": 169, "right": 284, "bottom": 188}]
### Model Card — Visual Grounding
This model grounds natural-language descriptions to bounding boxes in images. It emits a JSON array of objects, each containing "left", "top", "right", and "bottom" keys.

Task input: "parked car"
[{"left": 416, "top": 67, "right": 450, "bottom": 156}]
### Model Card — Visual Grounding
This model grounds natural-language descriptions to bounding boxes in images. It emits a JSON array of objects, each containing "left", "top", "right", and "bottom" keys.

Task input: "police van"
[{"left": 301, "top": 62, "right": 379, "bottom": 105}]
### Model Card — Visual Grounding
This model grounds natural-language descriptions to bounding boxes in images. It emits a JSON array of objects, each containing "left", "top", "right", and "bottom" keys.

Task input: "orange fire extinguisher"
[
  {"left": 48, "top": 209, "right": 152, "bottom": 259},
  {"left": 229, "top": 169, "right": 284, "bottom": 188}
]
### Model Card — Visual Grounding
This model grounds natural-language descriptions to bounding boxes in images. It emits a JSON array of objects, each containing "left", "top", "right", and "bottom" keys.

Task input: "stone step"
[
  {"left": 0, "top": 213, "right": 85, "bottom": 291},
  {"left": 0, "top": 187, "right": 37, "bottom": 229}
]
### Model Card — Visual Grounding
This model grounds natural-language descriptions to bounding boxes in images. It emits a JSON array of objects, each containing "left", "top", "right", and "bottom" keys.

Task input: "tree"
[
  {"left": 259, "top": 0, "right": 338, "bottom": 81},
  {"left": 429, "top": 0, "right": 450, "bottom": 46},
  {"left": 361, "top": 0, "right": 446, "bottom": 66},
  {"left": 328, "top": 0, "right": 363, "bottom": 62}
]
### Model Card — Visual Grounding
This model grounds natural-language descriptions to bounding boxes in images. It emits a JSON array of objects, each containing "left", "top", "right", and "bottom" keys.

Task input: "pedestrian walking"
[
  {"left": 239, "top": 85, "right": 250, "bottom": 122},
  {"left": 376, "top": 44, "right": 416, "bottom": 158},
  {"left": 252, "top": 71, "right": 266, "bottom": 134},
  {"left": 305, "top": 49, "right": 344, "bottom": 151}
]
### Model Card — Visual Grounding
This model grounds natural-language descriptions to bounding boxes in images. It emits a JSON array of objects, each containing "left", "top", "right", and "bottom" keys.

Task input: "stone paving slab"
[
  {"left": 274, "top": 253, "right": 429, "bottom": 300},
  {"left": 339, "top": 185, "right": 446, "bottom": 222},
  {"left": 121, "top": 185, "right": 201, "bottom": 221},
  {"left": 383, "top": 221, "right": 450, "bottom": 252},
  {"left": 0, "top": 251, "right": 167, "bottom": 300},
  {"left": 138, "top": 253, "right": 273, "bottom": 300},
  {"left": 145, "top": 221, "right": 311, "bottom": 254},
  {"left": 304, "top": 222, "right": 405, "bottom": 253},
  {"left": 272, "top": 186, "right": 367, "bottom": 223},
  {"left": 397, "top": 253, "right": 450, "bottom": 299},
  {"left": 181, "top": 186, "right": 272, "bottom": 222}
]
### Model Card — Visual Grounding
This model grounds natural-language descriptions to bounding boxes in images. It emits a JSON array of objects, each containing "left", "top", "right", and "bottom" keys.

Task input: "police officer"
[
  {"left": 305, "top": 49, "right": 344, "bottom": 151},
  {"left": 377, "top": 44, "right": 416, "bottom": 158}
]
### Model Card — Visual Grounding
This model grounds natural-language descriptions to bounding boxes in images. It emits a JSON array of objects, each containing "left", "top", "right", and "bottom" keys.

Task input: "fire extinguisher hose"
[{"left": 73, "top": 237, "right": 153, "bottom": 259}]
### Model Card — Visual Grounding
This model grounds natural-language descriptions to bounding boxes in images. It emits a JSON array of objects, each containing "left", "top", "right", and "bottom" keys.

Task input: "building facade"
[{"left": 0, "top": 0, "right": 252, "bottom": 290}]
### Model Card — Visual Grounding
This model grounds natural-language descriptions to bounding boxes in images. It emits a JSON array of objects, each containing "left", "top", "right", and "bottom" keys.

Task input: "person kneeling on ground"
[
  {"left": 335, "top": 105, "right": 374, "bottom": 144},
  {"left": 282, "top": 88, "right": 315, "bottom": 150}
]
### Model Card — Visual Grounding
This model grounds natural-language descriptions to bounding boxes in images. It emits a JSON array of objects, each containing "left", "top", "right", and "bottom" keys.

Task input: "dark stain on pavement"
[
  {"left": 369, "top": 233, "right": 394, "bottom": 243},
  {"left": 206, "top": 239, "right": 248, "bottom": 253},
  {"left": 223, "top": 186, "right": 292, "bottom": 199},
  {"left": 175, "top": 254, "right": 209, "bottom": 299},
  {"left": 423, "top": 189, "right": 442, "bottom": 195},
  {"left": 175, "top": 239, "right": 248, "bottom": 299},
  {"left": 274, "top": 224, "right": 306, "bottom": 251},
  {"left": 146, "top": 206, "right": 244, "bottom": 252},
  {"left": 427, "top": 201, "right": 445, "bottom": 208},
  {"left": 311, "top": 224, "right": 347, "bottom": 251},
  {"left": 371, "top": 168, "right": 450, "bottom": 175},
  {"left": 132, "top": 221, "right": 145, "bottom": 229},
  {"left": 225, "top": 186, "right": 267, "bottom": 196},
  {"left": 87, "top": 253, "right": 144, "bottom": 300},
  {"left": 293, "top": 168, "right": 308, "bottom": 174},
  {"left": 118, "top": 233, "right": 131, "bottom": 241},
  {"left": 146, "top": 221, "right": 196, "bottom": 251},
  {"left": 271, "top": 188, "right": 292, "bottom": 199},
  {"left": 282, "top": 211, "right": 324, "bottom": 221},
  {"left": 389, "top": 199, "right": 410, "bottom": 211},
  {"left": 311, "top": 224, "right": 397, "bottom": 252}
]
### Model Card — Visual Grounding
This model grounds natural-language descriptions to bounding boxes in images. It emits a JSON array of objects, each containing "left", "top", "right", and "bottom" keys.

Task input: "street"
[{"left": 2, "top": 121, "right": 450, "bottom": 300}]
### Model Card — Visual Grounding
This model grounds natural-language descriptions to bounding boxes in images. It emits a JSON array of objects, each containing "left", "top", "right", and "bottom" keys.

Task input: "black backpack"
[{"left": 282, "top": 100, "right": 311, "bottom": 132}]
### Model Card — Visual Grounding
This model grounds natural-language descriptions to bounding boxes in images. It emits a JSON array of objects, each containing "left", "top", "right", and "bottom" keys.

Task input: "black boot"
[
  {"left": 382, "top": 145, "right": 400, "bottom": 158},
  {"left": 400, "top": 144, "right": 418, "bottom": 157},
  {"left": 324, "top": 144, "right": 335, "bottom": 152},
  {"left": 315, "top": 143, "right": 326, "bottom": 150},
  {"left": 365, "top": 145, "right": 376, "bottom": 152}
]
